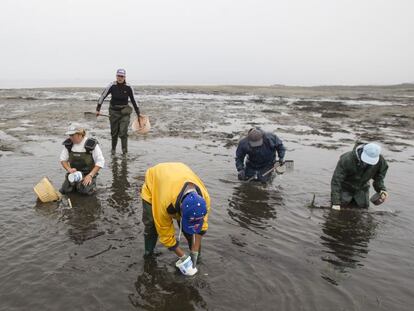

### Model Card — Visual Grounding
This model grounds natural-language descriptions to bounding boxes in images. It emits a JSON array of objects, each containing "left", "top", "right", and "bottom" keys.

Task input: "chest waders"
[
  {"left": 109, "top": 105, "right": 132, "bottom": 154},
  {"left": 60, "top": 138, "right": 99, "bottom": 195},
  {"left": 64, "top": 138, "right": 98, "bottom": 174},
  {"left": 68, "top": 151, "right": 95, "bottom": 174}
]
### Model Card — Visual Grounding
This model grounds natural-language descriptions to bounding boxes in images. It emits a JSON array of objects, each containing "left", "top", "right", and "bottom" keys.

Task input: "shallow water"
[{"left": 0, "top": 86, "right": 414, "bottom": 310}]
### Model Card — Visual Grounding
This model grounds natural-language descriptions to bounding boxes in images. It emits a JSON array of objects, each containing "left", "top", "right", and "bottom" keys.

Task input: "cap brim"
[
  {"left": 182, "top": 218, "right": 204, "bottom": 235},
  {"left": 249, "top": 138, "right": 263, "bottom": 147},
  {"left": 65, "top": 130, "right": 77, "bottom": 135},
  {"left": 361, "top": 151, "right": 379, "bottom": 165}
]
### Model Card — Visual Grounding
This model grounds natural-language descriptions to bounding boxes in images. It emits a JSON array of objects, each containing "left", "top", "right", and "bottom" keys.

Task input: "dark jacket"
[
  {"left": 96, "top": 82, "right": 140, "bottom": 115},
  {"left": 331, "top": 144, "right": 388, "bottom": 205},
  {"left": 235, "top": 131, "right": 286, "bottom": 172}
]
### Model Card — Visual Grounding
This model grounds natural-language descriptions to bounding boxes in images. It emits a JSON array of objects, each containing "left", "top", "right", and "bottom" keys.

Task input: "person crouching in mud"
[
  {"left": 59, "top": 125, "right": 105, "bottom": 195},
  {"left": 235, "top": 128, "right": 286, "bottom": 182},
  {"left": 141, "top": 162, "right": 210, "bottom": 273},
  {"left": 331, "top": 142, "right": 389, "bottom": 210}
]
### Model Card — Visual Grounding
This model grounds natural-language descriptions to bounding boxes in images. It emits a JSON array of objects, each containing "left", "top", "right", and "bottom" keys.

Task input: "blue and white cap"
[
  {"left": 116, "top": 68, "right": 126, "bottom": 76},
  {"left": 361, "top": 143, "right": 381, "bottom": 165}
]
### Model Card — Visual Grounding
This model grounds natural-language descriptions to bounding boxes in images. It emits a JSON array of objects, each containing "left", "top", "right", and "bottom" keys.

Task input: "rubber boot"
[
  {"left": 144, "top": 235, "right": 158, "bottom": 256},
  {"left": 111, "top": 137, "right": 118, "bottom": 155},
  {"left": 142, "top": 200, "right": 158, "bottom": 257},
  {"left": 121, "top": 137, "right": 128, "bottom": 154}
]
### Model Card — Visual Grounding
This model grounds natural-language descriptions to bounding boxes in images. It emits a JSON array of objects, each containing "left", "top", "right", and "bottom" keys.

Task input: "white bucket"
[
  {"left": 175, "top": 256, "right": 198, "bottom": 276},
  {"left": 68, "top": 171, "right": 83, "bottom": 183}
]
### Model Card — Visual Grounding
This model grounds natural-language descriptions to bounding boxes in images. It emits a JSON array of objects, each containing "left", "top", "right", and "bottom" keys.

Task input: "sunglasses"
[{"left": 116, "top": 75, "right": 125, "bottom": 78}]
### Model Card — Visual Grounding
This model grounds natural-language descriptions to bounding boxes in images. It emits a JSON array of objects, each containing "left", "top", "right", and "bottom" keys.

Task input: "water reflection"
[
  {"left": 108, "top": 156, "right": 133, "bottom": 212},
  {"left": 228, "top": 182, "right": 283, "bottom": 233},
  {"left": 320, "top": 209, "right": 378, "bottom": 273},
  {"left": 65, "top": 194, "right": 103, "bottom": 245},
  {"left": 33, "top": 200, "right": 60, "bottom": 215},
  {"left": 129, "top": 258, "right": 208, "bottom": 311}
]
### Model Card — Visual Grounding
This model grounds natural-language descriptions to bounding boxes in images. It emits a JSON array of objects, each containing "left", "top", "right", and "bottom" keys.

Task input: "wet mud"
[{"left": 0, "top": 85, "right": 413, "bottom": 310}]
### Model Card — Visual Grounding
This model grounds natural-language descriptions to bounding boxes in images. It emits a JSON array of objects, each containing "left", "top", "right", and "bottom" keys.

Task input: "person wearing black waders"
[
  {"left": 235, "top": 128, "right": 286, "bottom": 183},
  {"left": 331, "top": 142, "right": 389, "bottom": 211},
  {"left": 141, "top": 162, "right": 211, "bottom": 276},
  {"left": 96, "top": 69, "right": 140, "bottom": 154},
  {"left": 59, "top": 125, "right": 105, "bottom": 195}
]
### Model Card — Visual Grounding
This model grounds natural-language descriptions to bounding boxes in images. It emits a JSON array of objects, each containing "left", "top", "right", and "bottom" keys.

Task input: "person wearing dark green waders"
[
  {"left": 59, "top": 125, "right": 105, "bottom": 195},
  {"left": 96, "top": 69, "right": 140, "bottom": 154},
  {"left": 331, "top": 142, "right": 389, "bottom": 210}
]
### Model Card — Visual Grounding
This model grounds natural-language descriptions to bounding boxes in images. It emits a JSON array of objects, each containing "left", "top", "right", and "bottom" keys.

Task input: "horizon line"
[{"left": 1, "top": 82, "right": 413, "bottom": 90}]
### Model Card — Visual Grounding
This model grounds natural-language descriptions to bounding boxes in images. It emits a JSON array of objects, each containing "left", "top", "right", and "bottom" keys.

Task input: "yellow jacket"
[{"left": 141, "top": 162, "right": 211, "bottom": 249}]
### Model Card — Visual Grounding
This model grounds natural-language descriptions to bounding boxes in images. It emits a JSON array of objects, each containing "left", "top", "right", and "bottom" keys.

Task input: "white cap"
[
  {"left": 361, "top": 143, "right": 381, "bottom": 165},
  {"left": 65, "top": 124, "right": 84, "bottom": 135}
]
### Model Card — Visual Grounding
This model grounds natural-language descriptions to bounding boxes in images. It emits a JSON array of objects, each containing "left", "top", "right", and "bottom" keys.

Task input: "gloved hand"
[
  {"left": 190, "top": 251, "right": 199, "bottom": 268},
  {"left": 278, "top": 158, "right": 285, "bottom": 165},
  {"left": 332, "top": 205, "right": 341, "bottom": 210},
  {"left": 237, "top": 170, "right": 246, "bottom": 181}
]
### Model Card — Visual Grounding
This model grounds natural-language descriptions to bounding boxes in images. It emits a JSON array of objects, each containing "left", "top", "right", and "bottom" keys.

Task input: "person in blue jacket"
[{"left": 235, "top": 128, "right": 286, "bottom": 182}]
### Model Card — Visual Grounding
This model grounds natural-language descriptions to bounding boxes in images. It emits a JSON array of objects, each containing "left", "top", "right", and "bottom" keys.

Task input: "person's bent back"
[{"left": 331, "top": 142, "right": 388, "bottom": 210}]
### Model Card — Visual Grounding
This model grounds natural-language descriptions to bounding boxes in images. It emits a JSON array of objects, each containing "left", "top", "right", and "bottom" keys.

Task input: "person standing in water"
[
  {"left": 331, "top": 142, "right": 389, "bottom": 210},
  {"left": 96, "top": 69, "right": 140, "bottom": 154}
]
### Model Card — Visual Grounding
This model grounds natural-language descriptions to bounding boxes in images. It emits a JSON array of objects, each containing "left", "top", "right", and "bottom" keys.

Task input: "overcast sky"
[{"left": 0, "top": 0, "right": 413, "bottom": 87}]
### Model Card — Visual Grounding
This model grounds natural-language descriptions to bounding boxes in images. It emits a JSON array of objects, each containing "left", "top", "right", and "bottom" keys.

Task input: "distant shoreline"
[
  {"left": 1, "top": 84, "right": 414, "bottom": 100},
  {"left": 1, "top": 83, "right": 413, "bottom": 91}
]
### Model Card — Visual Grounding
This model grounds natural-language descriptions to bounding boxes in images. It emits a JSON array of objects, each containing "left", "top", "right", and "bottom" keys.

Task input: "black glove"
[
  {"left": 278, "top": 159, "right": 285, "bottom": 165},
  {"left": 237, "top": 170, "right": 246, "bottom": 180}
]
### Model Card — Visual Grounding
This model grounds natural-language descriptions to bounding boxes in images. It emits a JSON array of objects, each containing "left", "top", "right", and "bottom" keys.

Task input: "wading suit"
[
  {"left": 331, "top": 143, "right": 388, "bottom": 208},
  {"left": 96, "top": 81, "right": 140, "bottom": 153},
  {"left": 60, "top": 138, "right": 100, "bottom": 195},
  {"left": 235, "top": 131, "right": 286, "bottom": 182}
]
